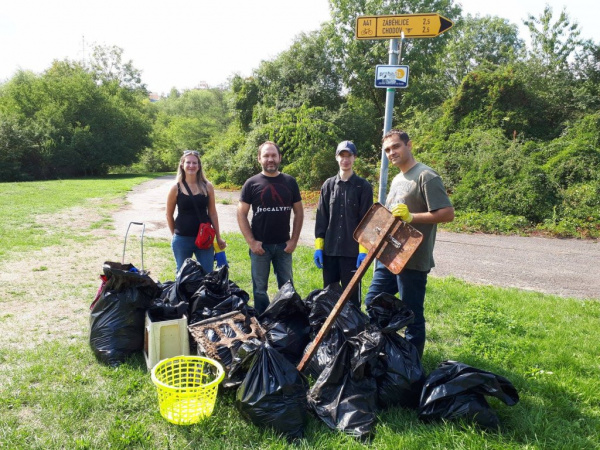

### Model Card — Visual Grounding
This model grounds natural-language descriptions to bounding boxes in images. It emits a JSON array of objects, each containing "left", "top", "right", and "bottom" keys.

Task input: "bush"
[
  {"left": 444, "top": 210, "right": 530, "bottom": 235},
  {"left": 539, "top": 182, "right": 600, "bottom": 238}
]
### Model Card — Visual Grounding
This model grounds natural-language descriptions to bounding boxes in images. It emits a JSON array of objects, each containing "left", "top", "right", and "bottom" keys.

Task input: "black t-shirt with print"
[{"left": 240, "top": 173, "right": 302, "bottom": 244}]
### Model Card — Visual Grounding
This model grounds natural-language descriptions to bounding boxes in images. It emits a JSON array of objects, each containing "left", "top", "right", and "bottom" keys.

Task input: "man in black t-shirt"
[{"left": 237, "top": 141, "right": 304, "bottom": 314}]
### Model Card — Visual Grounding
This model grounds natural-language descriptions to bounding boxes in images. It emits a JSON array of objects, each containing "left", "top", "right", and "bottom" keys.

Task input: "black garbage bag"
[
  {"left": 419, "top": 361, "right": 520, "bottom": 429},
  {"left": 147, "top": 281, "right": 187, "bottom": 321},
  {"left": 164, "top": 258, "right": 207, "bottom": 309},
  {"left": 259, "top": 281, "right": 311, "bottom": 365},
  {"left": 305, "top": 285, "right": 368, "bottom": 339},
  {"left": 189, "top": 266, "right": 254, "bottom": 324},
  {"left": 303, "top": 324, "right": 347, "bottom": 379},
  {"left": 367, "top": 292, "right": 414, "bottom": 333},
  {"left": 307, "top": 330, "right": 382, "bottom": 439},
  {"left": 89, "top": 262, "right": 159, "bottom": 367},
  {"left": 364, "top": 293, "right": 425, "bottom": 409},
  {"left": 225, "top": 337, "right": 263, "bottom": 389},
  {"left": 376, "top": 331, "right": 425, "bottom": 409},
  {"left": 199, "top": 294, "right": 254, "bottom": 320},
  {"left": 147, "top": 299, "right": 187, "bottom": 321},
  {"left": 236, "top": 343, "right": 309, "bottom": 439}
]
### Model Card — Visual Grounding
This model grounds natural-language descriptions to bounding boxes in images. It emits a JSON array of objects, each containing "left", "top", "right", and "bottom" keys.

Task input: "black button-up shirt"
[{"left": 315, "top": 173, "right": 373, "bottom": 257}]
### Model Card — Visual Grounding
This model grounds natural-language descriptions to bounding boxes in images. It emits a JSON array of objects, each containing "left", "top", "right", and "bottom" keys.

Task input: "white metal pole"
[{"left": 377, "top": 38, "right": 399, "bottom": 203}]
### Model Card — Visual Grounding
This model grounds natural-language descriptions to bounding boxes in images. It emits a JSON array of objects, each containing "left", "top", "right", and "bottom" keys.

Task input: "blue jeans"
[
  {"left": 171, "top": 234, "right": 214, "bottom": 275},
  {"left": 250, "top": 243, "right": 293, "bottom": 315},
  {"left": 364, "top": 260, "right": 429, "bottom": 357}
]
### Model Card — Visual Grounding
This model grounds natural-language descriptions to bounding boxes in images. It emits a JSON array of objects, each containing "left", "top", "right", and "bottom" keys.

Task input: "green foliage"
[
  {"left": 539, "top": 182, "right": 600, "bottom": 238},
  {"left": 88, "top": 44, "right": 147, "bottom": 91},
  {"left": 453, "top": 152, "right": 556, "bottom": 223},
  {"left": 440, "top": 65, "right": 561, "bottom": 140},
  {"left": 251, "top": 29, "right": 344, "bottom": 112},
  {"left": 258, "top": 105, "right": 343, "bottom": 189},
  {"left": 145, "top": 88, "right": 232, "bottom": 172},
  {"left": 440, "top": 14, "right": 524, "bottom": 88},
  {"left": 208, "top": 125, "right": 260, "bottom": 187},
  {"left": 543, "top": 112, "right": 600, "bottom": 188},
  {"left": 230, "top": 74, "right": 259, "bottom": 131},
  {"left": 443, "top": 211, "right": 530, "bottom": 235},
  {"left": 0, "top": 115, "right": 40, "bottom": 181},
  {"left": 524, "top": 6, "right": 586, "bottom": 69},
  {"left": 0, "top": 57, "right": 151, "bottom": 180}
]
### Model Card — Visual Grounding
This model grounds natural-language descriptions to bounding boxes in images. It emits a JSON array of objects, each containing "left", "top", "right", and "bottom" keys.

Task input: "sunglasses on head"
[{"left": 183, "top": 150, "right": 199, "bottom": 156}]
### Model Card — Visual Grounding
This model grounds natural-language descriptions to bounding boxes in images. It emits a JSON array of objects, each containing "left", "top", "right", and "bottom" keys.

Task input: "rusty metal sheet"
[
  {"left": 188, "top": 312, "right": 265, "bottom": 370},
  {"left": 353, "top": 203, "right": 423, "bottom": 274}
]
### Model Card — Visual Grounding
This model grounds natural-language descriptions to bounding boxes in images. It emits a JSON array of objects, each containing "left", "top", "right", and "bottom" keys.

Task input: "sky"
[{"left": 1, "top": 0, "right": 598, "bottom": 95}]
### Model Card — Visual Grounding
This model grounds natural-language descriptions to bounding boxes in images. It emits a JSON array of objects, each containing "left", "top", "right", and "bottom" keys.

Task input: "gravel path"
[{"left": 113, "top": 175, "right": 599, "bottom": 300}]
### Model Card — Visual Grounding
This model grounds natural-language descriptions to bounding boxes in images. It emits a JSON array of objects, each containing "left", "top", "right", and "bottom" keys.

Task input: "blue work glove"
[
  {"left": 213, "top": 240, "right": 228, "bottom": 268},
  {"left": 314, "top": 237, "right": 324, "bottom": 269},
  {"left": 314, "top": 249, "right": 323, "bottom": 269},
  {"left": 356, "top": 252, "right": 367, "bottom": 268},
  {"left": 215, "top": 251, "right": 228, "bottom": 268}
]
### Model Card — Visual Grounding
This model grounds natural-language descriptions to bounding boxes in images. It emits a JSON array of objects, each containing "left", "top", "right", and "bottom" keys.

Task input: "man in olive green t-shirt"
[{"left": 364, "top": 129, "right": 454, "bottom": 358}]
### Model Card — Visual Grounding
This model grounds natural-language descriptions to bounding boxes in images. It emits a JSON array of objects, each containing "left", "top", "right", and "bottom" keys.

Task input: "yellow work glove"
[
  {"left": 391, "top": 203, "right": 413, "bottom": 223},
  {"left": 315, "top": 238, "right": 324, "bottom": 250}
]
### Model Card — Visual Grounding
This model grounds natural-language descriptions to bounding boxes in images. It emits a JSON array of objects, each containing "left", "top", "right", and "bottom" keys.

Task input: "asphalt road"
[{"left": 113, "top": 175, "right": 599, "bottom": 300}]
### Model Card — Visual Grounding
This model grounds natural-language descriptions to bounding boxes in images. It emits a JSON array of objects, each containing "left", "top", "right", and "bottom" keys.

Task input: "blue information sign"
[{"left": 375, "top": 65, "right": 409, "bottom": 88}]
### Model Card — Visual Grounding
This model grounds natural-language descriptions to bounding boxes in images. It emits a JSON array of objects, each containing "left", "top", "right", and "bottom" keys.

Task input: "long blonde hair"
[{"left": 176, "top": 150, "right": 208, "bottom": 196}]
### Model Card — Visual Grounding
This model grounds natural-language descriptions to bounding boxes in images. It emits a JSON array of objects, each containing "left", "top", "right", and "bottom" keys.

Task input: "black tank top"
[{"left": 174, "top": 184, "right": 210, "bottom": 236}]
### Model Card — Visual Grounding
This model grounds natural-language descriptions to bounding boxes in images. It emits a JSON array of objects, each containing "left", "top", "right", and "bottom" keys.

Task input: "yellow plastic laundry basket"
[{"left": 151, "top": 355, "right": 225, "bottom": 425}]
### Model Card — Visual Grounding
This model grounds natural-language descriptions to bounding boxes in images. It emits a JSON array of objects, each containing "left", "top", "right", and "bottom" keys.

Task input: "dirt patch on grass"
[
  {"left": 0, "top": 185, "right": 183, "bottom": 353},
  {"left": 0, "top": 198, "right": 130, "bottom": 352}
]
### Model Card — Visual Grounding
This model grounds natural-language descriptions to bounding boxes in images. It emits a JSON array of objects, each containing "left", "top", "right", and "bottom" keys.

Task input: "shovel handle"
[{"left": 297, "top": 229, "right": 391, "bottom": 372}]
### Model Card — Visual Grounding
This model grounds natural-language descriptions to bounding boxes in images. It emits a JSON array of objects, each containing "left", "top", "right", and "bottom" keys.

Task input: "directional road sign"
[
  {"left": 356, "top": 13, "right": 454, "bottom": 39},
  {"left": 375, "top": 65, "right": 409, "bottom": 88}
]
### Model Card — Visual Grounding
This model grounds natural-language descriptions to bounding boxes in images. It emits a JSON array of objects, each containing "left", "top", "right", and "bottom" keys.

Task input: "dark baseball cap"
[{"left": 336, "top": 140, "right": 357, "bottom": 156}]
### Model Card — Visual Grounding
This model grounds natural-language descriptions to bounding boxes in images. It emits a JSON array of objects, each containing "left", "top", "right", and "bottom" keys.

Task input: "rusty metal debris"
[{"left": 188, "top": 311, "right": 265, "bottom": 367}]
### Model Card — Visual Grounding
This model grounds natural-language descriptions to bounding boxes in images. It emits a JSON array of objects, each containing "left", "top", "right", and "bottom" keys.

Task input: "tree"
[
  {"left": 524, "top": 6, "right": 585, "bottom": 70},
  {"left": 88, "top": 44, "right": 147, "bottom": 92},
  {"left": 0, "top": 116, "right": 41, "bottom": 181},
  {"left": 149, "top": 87, "right": 232, "bottom": 170},
  {"left": 230, "top": 28, "right": 345, "bottom": 133},
  {"left": 0, "top": 60, "right": 152, "bottom": 179},
  {"left": 440, "top": 14, "right": 523, "bottom": 88}
]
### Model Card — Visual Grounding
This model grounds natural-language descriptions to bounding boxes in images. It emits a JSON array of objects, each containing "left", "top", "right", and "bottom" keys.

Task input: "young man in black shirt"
[{"left": 314, "top": 140, "right": 373, "bottom": 306}]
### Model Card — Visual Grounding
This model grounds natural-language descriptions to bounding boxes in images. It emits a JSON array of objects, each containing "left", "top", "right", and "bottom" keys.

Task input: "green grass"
[
  {"left": 0, "top": 174, "right": 157, "bottom": 258},
  {"left": 0, "top": 176, "right": 599, "bottom": 449}
]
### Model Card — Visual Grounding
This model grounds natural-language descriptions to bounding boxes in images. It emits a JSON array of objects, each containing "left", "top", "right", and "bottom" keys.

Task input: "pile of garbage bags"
[
  {"left": 89, "top": 258, "right": 520, "bottom": 439},
  {"left": 89, "top": 259, "right": 255, "bottom": 366},
  {"left": 89, "top": 262, "right": 160, "bottom": 367}
]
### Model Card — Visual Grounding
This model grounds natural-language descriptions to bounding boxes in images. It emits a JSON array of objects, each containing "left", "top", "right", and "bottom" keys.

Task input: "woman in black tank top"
[{"left": 166, "top": 150, "right": 227, "bottom": 274}]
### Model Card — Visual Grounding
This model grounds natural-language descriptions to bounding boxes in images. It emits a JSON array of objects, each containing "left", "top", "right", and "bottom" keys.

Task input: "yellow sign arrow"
[{"left": 356, "top": 13, "right": 454, "bottom": 39}]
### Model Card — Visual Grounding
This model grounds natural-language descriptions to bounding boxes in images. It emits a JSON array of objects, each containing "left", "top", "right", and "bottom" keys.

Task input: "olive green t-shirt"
[{"left": 385, "top": 162, "right": 452, "bottom": 271}]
